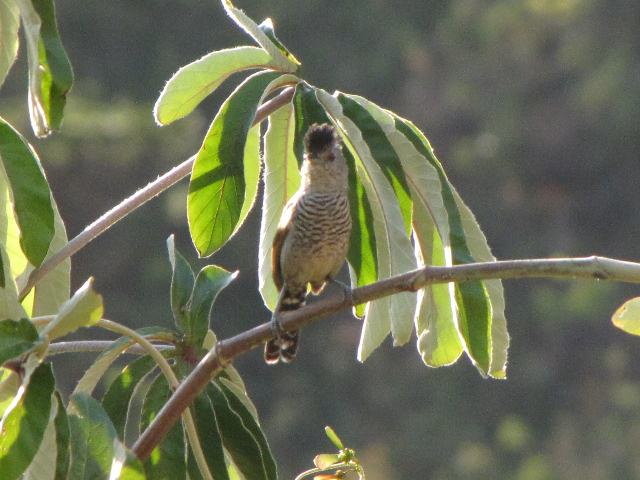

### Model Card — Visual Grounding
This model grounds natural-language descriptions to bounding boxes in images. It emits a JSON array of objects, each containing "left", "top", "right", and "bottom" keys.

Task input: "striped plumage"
[{"left": 264, "top": 124, "right": 352, "bottom": 364}]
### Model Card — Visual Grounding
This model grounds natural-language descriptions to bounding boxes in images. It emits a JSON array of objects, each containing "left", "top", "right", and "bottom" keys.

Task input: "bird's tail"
[{"left": 264, "top": 287, "right": 306, "bottom": 364}]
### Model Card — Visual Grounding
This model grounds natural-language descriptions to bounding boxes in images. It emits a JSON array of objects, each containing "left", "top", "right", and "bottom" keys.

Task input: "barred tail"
[{"left": 264, "top": 288, "right": 306, "bottom": 364}]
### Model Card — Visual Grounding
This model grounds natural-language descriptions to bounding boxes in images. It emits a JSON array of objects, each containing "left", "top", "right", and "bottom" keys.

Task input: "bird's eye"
[{"left": 327, "top": 153, "right": 336, "bottom": 161}]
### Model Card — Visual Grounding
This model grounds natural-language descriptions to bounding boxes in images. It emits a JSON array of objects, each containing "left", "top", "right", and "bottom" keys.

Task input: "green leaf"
[
  {"left": 40, "top": 277, "right": 103, "bottom": 341},
  {"left": 324, "top": 426, "right": 344, "bottom": 450},
  {"left": 411, "top": 205, "right": 463, "bottom": 367},
  {"left": 23, "top": 392, "right": 59, "bottom": 480},
  {"left": 140, "top": 375, "right": 186, "bottom": 479},
  {"left": 187, "top": 70, "right": 297, "bottom": 257},
  {"left": 166, "top": 235, "right": 195, "bottom": 331},
  {"left": 191, "top": 388, "right": 229, "bottom": 480},
  {"left": 612, "top": 297, "right": 640, "bottom": 336},
  {"left": 317, "top": 89, "right": 417, "bottom": 360},
  {"left": 208, "top": 381, "right": 277, "bottom": 480},
  {"left": 20, "top": 199, "right": 70, "bottom": 317},
  {"left": 0, "top": 0, "right": 20, "bottom": 88},
  {"left": 0, "top": 318, "right": 39, "bottom": 365},
  {"left": 0, "top": 368, "right": 20, "bottom": 418},
  {"left": 73, "top": 326, "right": 173, "bottom": 397},
  {"left": 0, "top": 362, "right": 54, "bottom": 480},
  {"left": 222, "top": 0, "right": 299, "bottom": 72},
  {"left": 0, "top": 117, "right": 54, "bottom": 267},
  {"left": 17, "top": 0, "right": 73, "bottom": 137},
  {"left": 53, "top": 392, "right": 70, "bottom": 480},
  {"left": 257, "top": 18, "right": 301, "bottom": 67},
  {"left": 452, "top": 186, "right": 508, "bottom": 378},
  {"left": 102, "top": 356, "right": 157, "bottom": 438},
  {"left": 337, "top": 94, "right": 412, "bottom": 235},
  {"left": 187, "top": 265, "right": 237, "bottom": 347},
  {"left": 68, "top": 393, "right": 144, "bottom": 480},
  {"left": 346, "top": 95, "right": 462, "bottom": 366},
  {"left": 259, "top": 100, "right": 300, "bottom": 310},
  {"left": 154, "top": 46, "right": 272, "bottom": 125},
  {"left": 394, "top": 116, "right": 494, "bottom": 375}
]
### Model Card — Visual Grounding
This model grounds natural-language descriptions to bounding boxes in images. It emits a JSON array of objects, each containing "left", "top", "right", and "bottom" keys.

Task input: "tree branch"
[
  {"left": 131, "top": 255, "right": 640, "bottom": 460},
  {"left": 47, "top": 340, "right": 173, "bottom": 356},
  {"left": 18, "top": 87, "right": 296, "bottom": 301}
]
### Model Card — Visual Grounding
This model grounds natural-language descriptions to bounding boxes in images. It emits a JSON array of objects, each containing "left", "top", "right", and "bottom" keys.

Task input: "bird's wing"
[{"left": 271, "top": 194, "right": 299, "bottom": 291}]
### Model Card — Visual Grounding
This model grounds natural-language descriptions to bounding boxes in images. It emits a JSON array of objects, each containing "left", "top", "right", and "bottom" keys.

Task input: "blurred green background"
[{"left": 2, "top": 0, "right": 640, "bottom": 478}]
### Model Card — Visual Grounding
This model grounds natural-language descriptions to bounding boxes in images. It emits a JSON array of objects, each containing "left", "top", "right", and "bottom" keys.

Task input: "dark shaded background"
[{"left": 2, "top": 1, "right": 640, "bottom": 478}]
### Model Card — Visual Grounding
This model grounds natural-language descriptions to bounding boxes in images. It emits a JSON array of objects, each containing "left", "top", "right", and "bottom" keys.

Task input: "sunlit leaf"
[
  {"left": 0, "top": 362, "right": 54, "bottom": 480},
  {"left": 209, "top": 381, "right": 277, "bottom": 480},
  {"left": 68, "top": 393, "right": 143, "bottom": 479},
  {"left": 612, "top": 297, "right": 640, "bottom": 336},
  {"left": 0, "top": 318, "right": 39, "bottom": 365},
  {"left": 222, "top": 0, "right": 299, "bottom": 72},
  {"left": 0, "top": 117, "right": 54, "bottom": 267},
  {"left": 188, "top": 265, "right": 237, "bottom": 347},
  {"left": 166, "top": 235, "right": 195, "bottom": 331},
  {"left": 188, "top": 71, "right": 297, "bottom": 257},
  {"left": 394, "top": 115, "right": 493, "bottom": 375},
  {"left": 0, "top": 368, "right": 20, "bottom": 418},
  {"left": 324, "top": 426, "right": 344, "bottom": 450},
  {"left": 0, "top": 0, "right": 20, "bottom": 88},
  {"left": 102, "top": 356, "right": 157, "bottom": 438},
  {"left": 40, "top": 277, "right": 103, "bottom": 341},
  {"left": 259, "top": 100, "right": 300, "bottom": 310},
  {"left": 140, "top": 375, "right": 186, "bottom": 479},
  {"left": 154, "top": 46, "right": 273, "bottom": 125},
  {"left": 73, "top": 327, "right": 173, "bottom": 397},
  {"left": 317, "top": 89, "right": 417, "bottom": 360},
  {"left": 16, "top": 0, "right": 73, "bottom": 137},
  {"left": 191, "top": 388, "right": 229, "bottom": 480},
  {"left": 23, "top": 393, "right": 58, "bottom": 480}
]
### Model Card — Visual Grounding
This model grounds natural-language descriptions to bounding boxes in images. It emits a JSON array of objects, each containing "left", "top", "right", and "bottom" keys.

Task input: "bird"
[{"left": 264, "top": 123, "right": 352, "bottom": 364}]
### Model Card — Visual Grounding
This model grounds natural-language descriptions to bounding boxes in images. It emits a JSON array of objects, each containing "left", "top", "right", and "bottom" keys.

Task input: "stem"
[
  {"left": 132, "top": 255, "right": 640, "bottom": 460},
  {"left": 18, "top": 86, "right": 296, "bottom": 301},
  {"left": 47, "top": 340, "right": 173, "bottom": 356},
  {"left": 95, "top": 319, "right": 213, "bottom": 479}
]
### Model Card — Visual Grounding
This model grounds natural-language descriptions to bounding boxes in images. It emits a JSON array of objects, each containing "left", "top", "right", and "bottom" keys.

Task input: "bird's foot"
[
  {"left": 270, "top": 313, "right": 285, "bottom": 342},
  {"left": 328, "top": 277, "right": 353, "bottom": 304}
]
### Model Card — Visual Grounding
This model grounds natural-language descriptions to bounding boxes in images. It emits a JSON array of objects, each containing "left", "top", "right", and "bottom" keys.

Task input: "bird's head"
[{"left": 302, "top": 123, "right": 348, "bottom": 192}]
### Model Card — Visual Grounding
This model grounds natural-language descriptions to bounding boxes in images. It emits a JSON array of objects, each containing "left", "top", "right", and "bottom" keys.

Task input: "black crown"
[{"left": 304, "top": 123, "right": 337, "bottom": 156}]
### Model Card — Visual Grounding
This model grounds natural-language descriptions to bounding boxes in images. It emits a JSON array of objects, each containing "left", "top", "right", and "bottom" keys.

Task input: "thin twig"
[
  {"left": 18, "top": 87, "right": 296, "bottom": 301},
  {"left": 132, "top": 255, "right": 640, "bottom": 460},
  {"left": 47, "top": 340, "right": 173, "bottom": 356}
]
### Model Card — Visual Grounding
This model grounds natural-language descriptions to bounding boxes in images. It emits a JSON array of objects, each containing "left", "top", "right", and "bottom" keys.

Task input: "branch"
[
  {"left": 47, "top": 340, "right": 173, "bottom": 356},
  {"left": 18, "top": 87, "right": 296, "bottom": 301},
  {"left": 132, "top": 255, "right": 640, "bottom": 460}
]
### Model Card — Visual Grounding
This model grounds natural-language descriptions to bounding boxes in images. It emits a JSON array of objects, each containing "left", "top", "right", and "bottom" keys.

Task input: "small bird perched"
[{"left": 264, "top": 123, "right": 352, "bottom": 364}]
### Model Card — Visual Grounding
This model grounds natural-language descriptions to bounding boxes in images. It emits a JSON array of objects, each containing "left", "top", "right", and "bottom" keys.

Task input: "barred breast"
[{"left": 282, "top": 191, "right": 352, "bottom": 291}]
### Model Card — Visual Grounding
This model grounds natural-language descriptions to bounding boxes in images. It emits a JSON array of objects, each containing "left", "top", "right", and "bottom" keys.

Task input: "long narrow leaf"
[
  {"left": 40, "top": 277, "right": 103, "bottom": 341},
  {"left": 346, "top": 95, "right": 462, "bottom": 366},
  {"left": 0, "top": 117, "right": 54, "bottom": 267},
  {"left": 167, "top": 234, "right": 195, "bottom": 331},
  {"left": 0, "top": 0, "right": 20, "bottom": 88},
  {"left": 318, "top": 90, "right": 417, "bottom": 358},
  {"left": 188, "top": 265, "right": 237, "bottom": 348},
  {"left": 188, "top": 71, "right": 297, "bottom": 257},
  {"left": 0, "top": 362, "right": 54, "bottom": 480},
  {"left": 222, "top": 0, "right": 300, "bottom": 72},
  {"left": 23, "top": 393, "right": 58, "bottom": 480},
  {"left": 154, "top": 46, "right": 272, "bottom": 125},
  {"left": 16, "top": 0, "right": 73, "bottom": 137},
  {"left": 53, "top": 392, "right": 70, "bottom": 480},
  {"left": 394, "top": 116, "right": 494, "bottom": 375},
  {"left": 259, "top": 100, "right": 300, "bottom": 310},
  {"left": 140, "top": 375, "right": 186, "bottom": 479},
  {"left": 101, "top": 356, "right": 157, "bottom": 438},
  {"left": 191, "top": 389, "right": 229, "bottom": 480}
]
